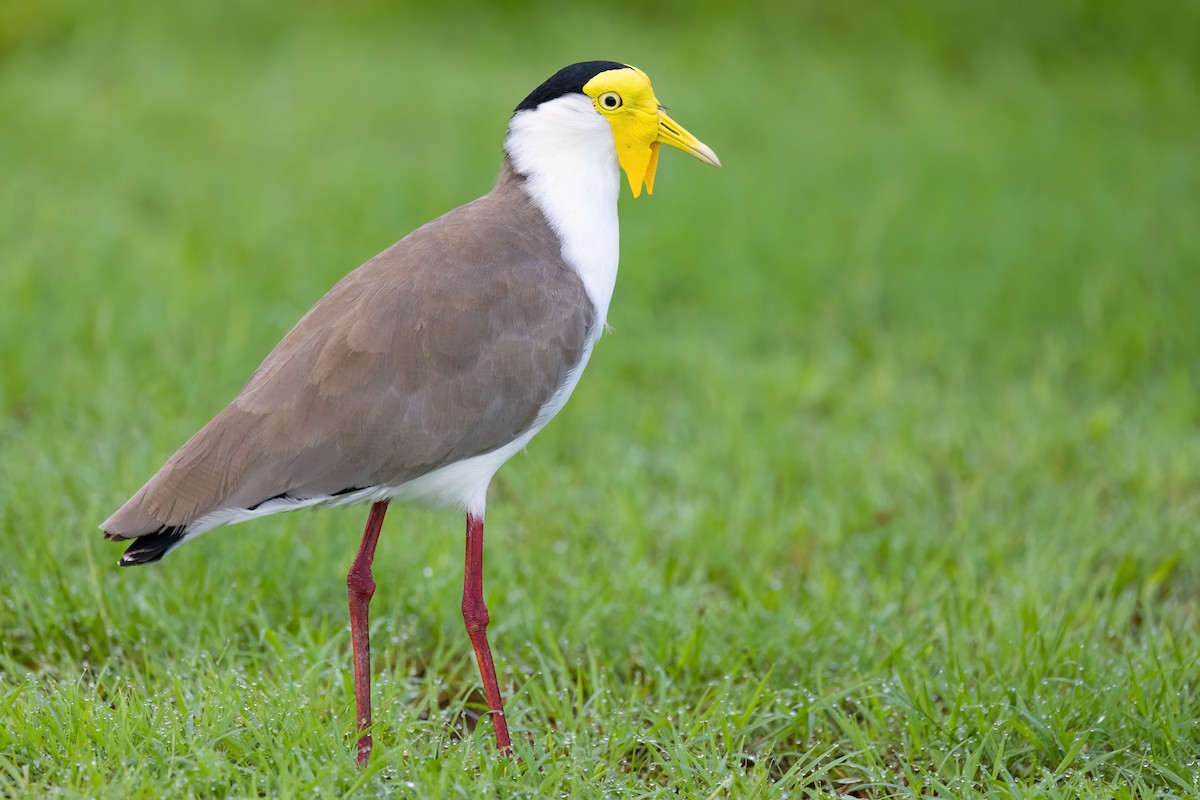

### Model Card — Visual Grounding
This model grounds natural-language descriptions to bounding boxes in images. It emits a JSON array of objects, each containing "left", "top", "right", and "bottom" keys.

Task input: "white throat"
[{"left": 505, "top": 94, "right": 621, "bottom": 326}]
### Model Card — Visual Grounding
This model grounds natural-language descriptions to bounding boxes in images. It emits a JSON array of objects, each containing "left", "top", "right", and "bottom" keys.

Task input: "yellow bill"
[{"left": 640, "top": 108, "right": 721, "bottom": 196}]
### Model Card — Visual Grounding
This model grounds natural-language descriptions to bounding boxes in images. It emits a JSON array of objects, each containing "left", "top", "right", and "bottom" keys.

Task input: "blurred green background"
[{"left": 1, "top": 1, "right": 1198, "bottom": 797}]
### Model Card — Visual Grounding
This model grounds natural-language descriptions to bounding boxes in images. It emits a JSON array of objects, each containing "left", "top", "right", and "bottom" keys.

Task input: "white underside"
[
  {"left": 186, "top": 425, "right": 546, "bottom": 539},
  {"left": 159, "top": 94, "right": 619, "bottom": 555}
]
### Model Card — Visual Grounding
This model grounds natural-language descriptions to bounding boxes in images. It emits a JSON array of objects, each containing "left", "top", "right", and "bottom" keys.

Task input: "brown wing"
[{"left": 101, "top": 165, "right": 594, "bottom": 538}]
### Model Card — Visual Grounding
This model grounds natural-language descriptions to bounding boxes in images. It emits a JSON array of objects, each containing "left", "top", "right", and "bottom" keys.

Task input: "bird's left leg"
[
  {"left": 461, "top": 512, "right": 513, "bottom": 753},
  {"left": 347, "top": 500, "right": 389, "bottom": 766}
]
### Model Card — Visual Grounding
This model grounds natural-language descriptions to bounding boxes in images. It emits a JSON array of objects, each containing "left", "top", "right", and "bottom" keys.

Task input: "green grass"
[{"left": 2, "top": 1, "right": 1199, "bottom": 797}]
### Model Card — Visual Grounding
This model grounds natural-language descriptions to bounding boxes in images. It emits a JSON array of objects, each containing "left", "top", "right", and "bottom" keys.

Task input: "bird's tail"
[{"left": 104, "top": 525, "right": 189, "bottom": 566}]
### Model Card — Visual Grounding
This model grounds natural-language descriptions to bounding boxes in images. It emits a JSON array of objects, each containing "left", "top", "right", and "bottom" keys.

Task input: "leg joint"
[
  {"left": 462, "top": 597, "right": 490, "bottom": 635},
  {"left": 347, "top": 566, "right": 376, "bottom": 600}
]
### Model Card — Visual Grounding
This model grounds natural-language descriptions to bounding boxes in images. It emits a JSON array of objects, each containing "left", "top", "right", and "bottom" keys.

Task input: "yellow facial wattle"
[{"left": 583, "top": 66, "right": 721, "bottom": 198}]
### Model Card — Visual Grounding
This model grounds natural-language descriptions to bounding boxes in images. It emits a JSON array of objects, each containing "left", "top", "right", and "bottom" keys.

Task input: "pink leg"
[
  {"left": 462, "top": 512, "right": 513, "bottom": 753},
  {"left": 347, "top": 500, "right": 389, "bottom": 766}
]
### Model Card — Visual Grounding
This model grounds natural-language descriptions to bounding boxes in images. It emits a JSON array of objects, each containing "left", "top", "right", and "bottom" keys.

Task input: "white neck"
[{"left": 505, "top": 95, "right": 621, "bottom": 327}]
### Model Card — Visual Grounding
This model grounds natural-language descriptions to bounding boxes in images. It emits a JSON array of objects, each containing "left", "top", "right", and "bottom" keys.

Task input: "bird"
[{"left": 101, "top": 60, "right": 720, "bottom": 764}]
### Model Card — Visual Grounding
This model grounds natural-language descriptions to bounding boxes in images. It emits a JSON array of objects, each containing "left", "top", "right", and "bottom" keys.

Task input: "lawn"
[{"left": 1, "top": 1, "right": 1198, "bottom": 797}]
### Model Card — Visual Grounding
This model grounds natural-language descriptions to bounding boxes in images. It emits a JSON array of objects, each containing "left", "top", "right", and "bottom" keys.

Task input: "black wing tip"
[
  {"left": 246, "top": 491, "right": 294, "bottom": 511},
  {"left": 116, "top": 525, "right": 189, "bottom": 567}
]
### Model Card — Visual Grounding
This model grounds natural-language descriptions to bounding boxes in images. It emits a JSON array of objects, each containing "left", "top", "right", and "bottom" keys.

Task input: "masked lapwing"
[{"left": 101, "top": 61, "right": 720, "bottom": 763}]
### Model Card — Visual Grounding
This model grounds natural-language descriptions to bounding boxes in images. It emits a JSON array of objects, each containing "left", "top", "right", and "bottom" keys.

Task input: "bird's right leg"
[
  {"left": 461, "top": 511, "right": 513, "bottom": 753},
  {"left": 347, "top": 500, "right": 389, "bottom": 766}
]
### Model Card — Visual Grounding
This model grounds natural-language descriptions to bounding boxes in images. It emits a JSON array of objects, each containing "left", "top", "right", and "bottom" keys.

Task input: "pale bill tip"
[{"left": 693, "top": 141, "right": 721, "bottom": 168}]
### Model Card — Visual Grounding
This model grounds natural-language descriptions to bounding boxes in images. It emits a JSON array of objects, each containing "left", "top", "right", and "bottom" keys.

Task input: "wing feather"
[{"left": 101, "top": 166, "right": 593, "bottom": 539}]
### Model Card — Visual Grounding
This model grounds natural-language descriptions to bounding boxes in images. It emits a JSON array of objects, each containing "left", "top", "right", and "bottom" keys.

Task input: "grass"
[{"left": 2, "top": 1, "right": 1199, "bottom": 797}]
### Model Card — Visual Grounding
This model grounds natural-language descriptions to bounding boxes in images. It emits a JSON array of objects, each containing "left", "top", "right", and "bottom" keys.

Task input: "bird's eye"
[{"left": 598, "top": 92, "right": 622, "bottom": 110}]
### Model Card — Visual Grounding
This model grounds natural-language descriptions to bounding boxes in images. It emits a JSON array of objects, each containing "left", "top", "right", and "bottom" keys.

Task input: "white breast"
[{"left": 505, "top": 94, "right": 622, "bottom": 326}]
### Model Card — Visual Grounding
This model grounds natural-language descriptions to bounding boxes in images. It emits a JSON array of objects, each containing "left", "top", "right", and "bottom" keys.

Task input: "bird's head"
[{"left": 509, "top": 61, "right": 720, "bottom": 198}]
